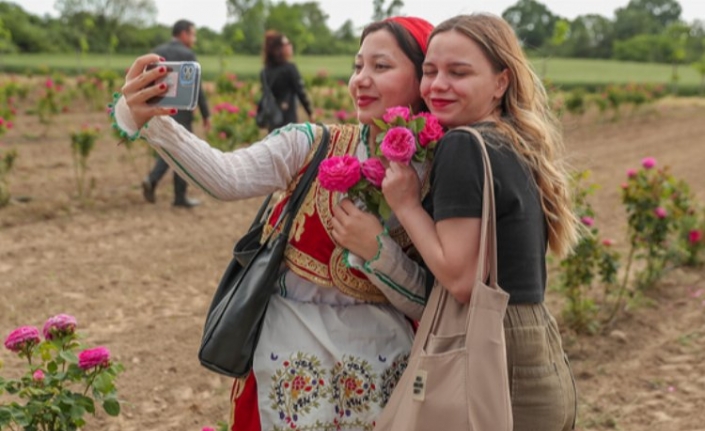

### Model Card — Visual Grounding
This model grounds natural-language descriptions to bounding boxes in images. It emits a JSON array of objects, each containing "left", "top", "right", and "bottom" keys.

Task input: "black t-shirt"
[{"left": 424, "top": 125, "right": 547, "bottom": 304}]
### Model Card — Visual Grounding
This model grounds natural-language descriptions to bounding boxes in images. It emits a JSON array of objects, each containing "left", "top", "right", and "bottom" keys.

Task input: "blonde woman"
[{"left": 381, "top": 14, "right": 580, "bottom": 431}]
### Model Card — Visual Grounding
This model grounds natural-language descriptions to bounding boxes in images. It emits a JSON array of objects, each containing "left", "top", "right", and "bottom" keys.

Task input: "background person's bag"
[
  {"left": 198, "top": 126, "right": 330, "bottom": 378},
  {"left": 255, "top": 70, "right": 285, "bottom": 129},
  {"left": 374, "top": 127, "right": 513, "bottom": 431}
]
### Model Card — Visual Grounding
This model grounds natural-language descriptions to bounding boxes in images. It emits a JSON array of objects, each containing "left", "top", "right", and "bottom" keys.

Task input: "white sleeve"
[
  {"left": 347, "top": 233, "right": 429, "bottom": 320},
  {"left": 113, "top": 96, "right": 316, "bottom": 200}
]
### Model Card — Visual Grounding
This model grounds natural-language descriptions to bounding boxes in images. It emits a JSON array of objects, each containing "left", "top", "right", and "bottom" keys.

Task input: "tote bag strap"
[
  {"left": 455, "top": 126, "right": 498, "bottom": 288},
  {"left": 414, "top": 126, "right": 499, "bottom": 345}
]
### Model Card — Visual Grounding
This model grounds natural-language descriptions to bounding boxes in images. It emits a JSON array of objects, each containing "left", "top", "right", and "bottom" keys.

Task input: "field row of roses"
[
  {"left": 548, "top": 82, "right": 670, "bottom": 121},
  {"left": 557, "top": 158, "right": 705, "bottom": 334}
]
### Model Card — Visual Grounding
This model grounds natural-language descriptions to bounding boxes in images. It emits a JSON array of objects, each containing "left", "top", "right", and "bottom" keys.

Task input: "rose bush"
[{"left": 0, "top": 314, "right": 124, "bottom": 431}]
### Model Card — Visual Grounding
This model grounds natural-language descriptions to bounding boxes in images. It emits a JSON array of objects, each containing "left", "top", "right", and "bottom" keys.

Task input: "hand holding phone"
[{"left": 145, "top": 61, "right": 201, "bottom": 110}]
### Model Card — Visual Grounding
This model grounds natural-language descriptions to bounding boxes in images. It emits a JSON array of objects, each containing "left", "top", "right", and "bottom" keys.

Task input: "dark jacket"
[
  {"left": 261, "top": 62, "right": 313, "bottom": 128},
  {"left": 152, "top": 40, "right": 210, "bottom": 128}
]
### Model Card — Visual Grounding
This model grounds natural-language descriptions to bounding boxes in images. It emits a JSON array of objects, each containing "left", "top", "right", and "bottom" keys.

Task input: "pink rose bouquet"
[
  {"left": 318, "top": 155, "right": 392, "bottom": 219},
  {"left": 317, "top": 107, "right": 444, "bottom": 221},
  {"left": 374, "top": 106, "right": 444, "bottom": 164},
  {"left": 318, "top": 155, "right": 362, "bottom": 192}
]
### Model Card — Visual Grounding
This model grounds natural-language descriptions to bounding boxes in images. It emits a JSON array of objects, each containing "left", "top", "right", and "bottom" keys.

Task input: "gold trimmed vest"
[{"left": 262, "top": 124, "right": 429, "bottom": 303}]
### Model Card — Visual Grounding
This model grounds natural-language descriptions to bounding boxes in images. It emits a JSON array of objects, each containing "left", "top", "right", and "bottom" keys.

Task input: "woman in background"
[{"left": 259, "top": 30, "right": 315, "bottom": 130}]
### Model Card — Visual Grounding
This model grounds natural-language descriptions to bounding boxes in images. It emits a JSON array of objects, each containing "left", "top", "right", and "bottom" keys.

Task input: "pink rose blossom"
[
  {"left": 602, "top": 239, "right": 615, "bottom": 247},
  {"left": 78, "top": 346, "right": 111, "bottom": 370},
  {"left": 641, "top": 157, "right": 656, "bottom": 169},
  {"left": 415, "top": 113, "right": 444, "bottom": 147},
  {"left": 361, "top": 158, "right": 386, "bottom": 188},
  {"left": 4, "top": 326, "right": 41, "bottom": 353},
  {"left": 42, "top": 314, "right": 77, "bottom": 340},
  {"left": 45, "top": 78, "right": 54, "bottom": 89},
  {"left": 380, "top": 127, "right": 416, "bottom": 164},
  {"left": 654, "top": 207, "right": 667, "bottom": 219},
  {"left": 689, "top": 229, "right": 702, "bottom": 245},
  {"left": 0, "top": 118, "right": 4, "bottom": 126},
  {"left": 248, "top": 110, "right": 256, "bottom": 118},
  {"left": 317, "top": 155, "right": 362, "bottom": 193},
  {"left": 382, "top": 106, "right": 411, "bottom": 123},
  {"left": 218, "top": 132, "right": 228, "bottom": 140},
  {"left": 33, "top": 369, "right": 45, "bottom": 382},
  {"left": 6, "top": 121, "right": 12, "bottom": 130},
  {"left": 626, "top": 168, "right": 637, "bottom": 178},
  {"left": 580, "top": 216, "right": 594, "bottom": 227},
  {"left": 335, "top": 110, "right": 349, "bottom": 121}
]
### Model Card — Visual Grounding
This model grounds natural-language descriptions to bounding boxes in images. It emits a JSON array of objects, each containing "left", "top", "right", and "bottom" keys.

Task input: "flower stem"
[
  {"left": 83, "top": 369, "right": 99, "bottom": 396},
  {"left": 605, "top": 242, "right": 635, "bottom": 329}
]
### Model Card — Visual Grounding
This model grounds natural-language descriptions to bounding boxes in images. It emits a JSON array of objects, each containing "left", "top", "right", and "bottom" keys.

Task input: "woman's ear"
[{"left": 494, "top": 68, "right": 510, "bottom": 99}]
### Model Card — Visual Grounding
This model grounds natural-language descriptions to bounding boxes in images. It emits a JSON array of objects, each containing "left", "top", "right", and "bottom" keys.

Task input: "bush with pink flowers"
[
  {"left": 207, "top": 100, "right": 261, "bottom": 151},
  {"left": 0, "top": 314, "right": 124, "bottom": 430},
  {"left": 621, "top": 156, "right": 694, "bottom": 288},
  {"left": 556, "top": 171, "right": 621, "bottom": 334}
]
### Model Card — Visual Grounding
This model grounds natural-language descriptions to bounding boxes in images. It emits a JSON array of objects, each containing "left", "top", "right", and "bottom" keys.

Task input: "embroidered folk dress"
[{"left": 114, "top": 99, "right": 430, "bottom": 431}]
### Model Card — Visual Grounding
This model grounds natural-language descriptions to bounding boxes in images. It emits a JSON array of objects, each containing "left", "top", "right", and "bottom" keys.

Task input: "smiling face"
[
  {"left": 348, "top": 29, "right": 421, "bottom": 127},
  {"left": 420, "top": 29, "right": 508, "bottom": 128}
]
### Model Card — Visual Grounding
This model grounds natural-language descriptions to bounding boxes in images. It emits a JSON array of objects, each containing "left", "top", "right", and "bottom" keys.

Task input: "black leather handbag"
[
  {"left": 198, "top": 126, "right": 330, "bottom": 378},
  {"left": 255, "top": 70, "right": 285, "bottom": 130}
]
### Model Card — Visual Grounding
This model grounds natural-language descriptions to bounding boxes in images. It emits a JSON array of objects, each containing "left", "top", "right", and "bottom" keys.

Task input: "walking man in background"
[{"left": 142, "top": 19, "right": 210, "bottom": 208}]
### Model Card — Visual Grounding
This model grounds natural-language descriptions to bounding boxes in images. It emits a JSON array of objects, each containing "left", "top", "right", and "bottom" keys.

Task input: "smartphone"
[{"left": 145, "top": 61, "right": 201, "bottom": 110}]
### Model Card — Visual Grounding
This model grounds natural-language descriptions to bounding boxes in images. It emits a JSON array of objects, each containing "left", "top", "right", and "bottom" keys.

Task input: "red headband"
[{"left": 385, "top": 16, "right": 434, "bottom": 54}]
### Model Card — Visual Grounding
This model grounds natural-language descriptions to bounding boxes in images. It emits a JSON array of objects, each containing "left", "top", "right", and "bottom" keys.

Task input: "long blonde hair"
[{"left": 431, "top": 14, "right": 579, "bottom": 256}]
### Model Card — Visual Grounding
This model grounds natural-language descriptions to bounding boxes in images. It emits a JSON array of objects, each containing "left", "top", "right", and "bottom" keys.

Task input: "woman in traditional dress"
[{"left": 113, "top": 16, "right": 434, "bottom": 431}]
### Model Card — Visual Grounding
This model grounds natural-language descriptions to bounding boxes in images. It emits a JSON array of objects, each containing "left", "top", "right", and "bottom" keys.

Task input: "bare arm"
[{"left": 383, "top": 162, "right": 481, "bottom": 303}]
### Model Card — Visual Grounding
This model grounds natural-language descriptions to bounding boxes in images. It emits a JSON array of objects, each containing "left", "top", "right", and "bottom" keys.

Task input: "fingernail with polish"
[
  {"left": 159, "top": 56, "right": 166, "bottom": 61},
  {"left": 158, "top": 66, "right": 166, "bottom": 73},
  {"left": 170, "top": 109, "right": 177, "bottom": 114},
  {"left": 159, "top": 83, "right": 167, "bottom": 90}
]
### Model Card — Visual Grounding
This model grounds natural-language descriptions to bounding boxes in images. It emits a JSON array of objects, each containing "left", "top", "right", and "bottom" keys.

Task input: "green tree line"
[{"left": 0, "top": 0, "right": 703, "bottom": 64}]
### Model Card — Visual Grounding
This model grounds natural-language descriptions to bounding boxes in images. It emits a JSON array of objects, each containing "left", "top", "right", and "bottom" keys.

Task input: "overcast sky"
[{"left": 16, "top": 0, "right": 705, "bottom": 32}]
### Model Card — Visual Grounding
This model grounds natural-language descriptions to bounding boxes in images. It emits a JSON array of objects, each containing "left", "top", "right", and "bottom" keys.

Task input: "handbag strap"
[
  {"left": 260, "top": 69, "right": 275, "bottom": 99},
  {"left": 415, "top": 126, "right": 499, "bottom": 348},
  {"left": 264, "top": 125, "right": 330, "bottom": 240}
]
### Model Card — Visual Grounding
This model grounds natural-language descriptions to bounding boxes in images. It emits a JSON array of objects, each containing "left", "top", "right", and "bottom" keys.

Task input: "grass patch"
[{"left": 1, "top": 54, "right": 702, "bottom": 87}]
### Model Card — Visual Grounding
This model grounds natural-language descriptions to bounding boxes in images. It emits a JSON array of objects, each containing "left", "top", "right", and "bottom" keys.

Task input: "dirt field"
[{"left": 1, "top": 99, "right": 704, "bottom": 431}]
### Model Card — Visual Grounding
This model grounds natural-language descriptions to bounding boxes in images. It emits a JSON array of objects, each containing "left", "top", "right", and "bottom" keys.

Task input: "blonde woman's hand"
[
  {"left": 382, "top": 162, "right": 422, "bottom": 216},
  {"left": 331, "top": 199, "right": 384, "bottom": 261},
  {"left": 121, "top": 54, "right": 175, "bottom": 129}
]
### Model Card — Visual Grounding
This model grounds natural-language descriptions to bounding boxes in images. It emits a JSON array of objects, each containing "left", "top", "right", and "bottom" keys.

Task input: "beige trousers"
[{"left": 505, "top": 303, "right": 578, "bottom": 431}]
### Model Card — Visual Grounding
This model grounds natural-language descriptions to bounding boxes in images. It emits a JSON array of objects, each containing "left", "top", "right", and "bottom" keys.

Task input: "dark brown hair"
[{"left": 263, "top": 30, "right": 288, "bottom": 67}]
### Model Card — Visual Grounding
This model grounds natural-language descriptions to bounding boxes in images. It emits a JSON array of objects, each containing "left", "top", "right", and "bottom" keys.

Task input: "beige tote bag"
[{"left": 374, "top": 127, "right": 513, "bottom": 431}]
